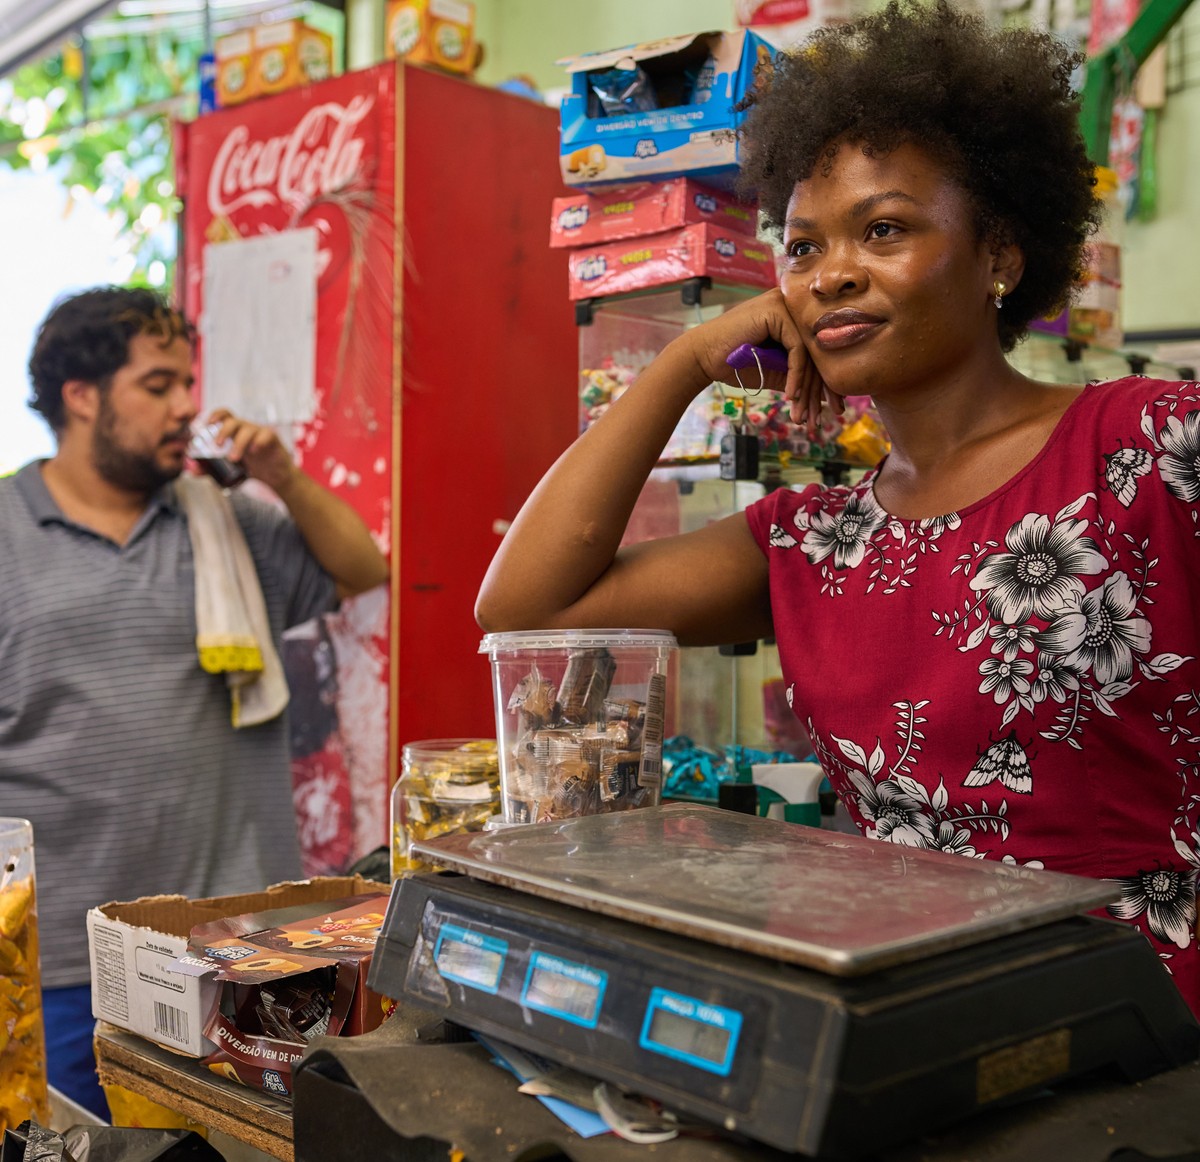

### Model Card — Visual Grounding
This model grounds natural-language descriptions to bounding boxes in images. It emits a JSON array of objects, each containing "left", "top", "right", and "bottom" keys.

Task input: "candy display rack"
[{"left": 576, "top": 280, "right": 784, "bottom": 756}]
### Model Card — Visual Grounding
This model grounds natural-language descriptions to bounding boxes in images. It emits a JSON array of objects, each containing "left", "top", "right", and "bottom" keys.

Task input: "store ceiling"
[
  {"left": 0, "top": 0, "right": 334, "bottom": 79},
  {"left": 0, "top": 0, "right": 119, "bottom": 78}
]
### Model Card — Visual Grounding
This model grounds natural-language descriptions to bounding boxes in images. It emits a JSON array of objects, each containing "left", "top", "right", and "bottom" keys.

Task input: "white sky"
[{"left": 0, "top": 166, "right": 123, "bottom": 474}]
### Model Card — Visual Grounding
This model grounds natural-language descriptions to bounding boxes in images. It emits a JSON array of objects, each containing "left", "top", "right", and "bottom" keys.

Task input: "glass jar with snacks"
[
  {"left": 391, "top": 739, "right": 500, "bottom": 877},
  {"left": 479, "top": 629, "right": 677, "bottom": 825},
  {"left": 0, "top": 818, "right": 50, "bottom": 1132}
]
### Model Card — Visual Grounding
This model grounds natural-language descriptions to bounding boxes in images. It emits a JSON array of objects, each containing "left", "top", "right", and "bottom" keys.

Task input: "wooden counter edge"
[{"left": 94, "top": 1023, "right": 293, "bottom": 1161}]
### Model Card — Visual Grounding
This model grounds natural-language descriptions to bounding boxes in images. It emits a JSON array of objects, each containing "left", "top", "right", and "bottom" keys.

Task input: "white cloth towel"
[{"left": 175, "top": 475, "right": 289, "bottom": 728}]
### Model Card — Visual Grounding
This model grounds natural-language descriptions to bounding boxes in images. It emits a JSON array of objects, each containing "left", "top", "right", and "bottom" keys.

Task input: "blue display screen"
[{"left": 639, "top": 988, "right": 742, "bottom": 1076}]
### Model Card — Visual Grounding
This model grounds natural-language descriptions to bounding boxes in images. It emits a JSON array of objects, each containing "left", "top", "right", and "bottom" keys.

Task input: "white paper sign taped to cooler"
[{"left": 201, "top": 227, "right": 318, "bottom": 427}]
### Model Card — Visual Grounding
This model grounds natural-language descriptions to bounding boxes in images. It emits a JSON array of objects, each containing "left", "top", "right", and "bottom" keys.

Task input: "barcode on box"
[{"left": 153, "top": 1000, "right": 190, "bottom": 1046}]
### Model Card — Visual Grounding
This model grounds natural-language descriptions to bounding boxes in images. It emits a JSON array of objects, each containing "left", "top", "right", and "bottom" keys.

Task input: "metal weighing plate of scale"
[{"left": 367, "top": 804, "right": 1200, "bottom": 1160}]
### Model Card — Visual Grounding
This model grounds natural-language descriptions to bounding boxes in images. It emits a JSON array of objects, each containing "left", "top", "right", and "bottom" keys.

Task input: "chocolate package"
[{"left": 172, "top": 894, "right": 393, "bottom": 1097}]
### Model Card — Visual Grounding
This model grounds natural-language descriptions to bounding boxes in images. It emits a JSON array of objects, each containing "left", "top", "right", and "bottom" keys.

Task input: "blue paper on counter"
[{"left": 474, "top": 1034, "right": 610, "bottom": 1138}]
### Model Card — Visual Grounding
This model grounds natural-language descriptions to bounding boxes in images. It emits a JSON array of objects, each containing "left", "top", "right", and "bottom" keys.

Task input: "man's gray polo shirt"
[{"left": 0, "top": 461, "right": 336, "bottom": 987}]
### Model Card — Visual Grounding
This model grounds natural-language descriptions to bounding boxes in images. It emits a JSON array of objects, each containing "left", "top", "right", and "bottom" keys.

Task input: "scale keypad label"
[
  {"left": 434, "top": 923, "right": 508, "bottom": 994},
  {"left": 639, "top": 988, "right": 742, "bottom": 1076},
  {"left": 521, "top": 951, "right": 608, "bottom": 1028}
]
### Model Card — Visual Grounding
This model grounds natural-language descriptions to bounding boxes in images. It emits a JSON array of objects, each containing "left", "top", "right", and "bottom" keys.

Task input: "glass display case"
[
  {"left": 1009, "top": 329, "right": 1193, "bottom": 385},
  {"left": 577, "top": 282, "right": 829, "bottom": 759}
]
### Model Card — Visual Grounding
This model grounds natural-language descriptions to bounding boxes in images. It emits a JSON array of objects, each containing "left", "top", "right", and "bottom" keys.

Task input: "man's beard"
[{"left": 91, "top": 393, "right": 185, "bottom": 494}]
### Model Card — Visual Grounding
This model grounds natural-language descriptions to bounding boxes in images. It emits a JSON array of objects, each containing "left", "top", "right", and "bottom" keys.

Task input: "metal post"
[
  {"left": 346, "top": 0, "right": 386, "bottom": 70},
  {"left": 1080, "top": 0, "right": 1194, "bottom": 164}
]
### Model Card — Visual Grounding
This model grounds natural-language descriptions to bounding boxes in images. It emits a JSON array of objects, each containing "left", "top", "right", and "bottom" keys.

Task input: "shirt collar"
[{"left": 17, "top": 459, "right": 181, "bottom": 528}]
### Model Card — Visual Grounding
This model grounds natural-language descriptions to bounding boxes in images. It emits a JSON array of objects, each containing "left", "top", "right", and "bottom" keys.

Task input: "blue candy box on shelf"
[{"left": 557, "top": 29, "right": 777, "bottom": 189}]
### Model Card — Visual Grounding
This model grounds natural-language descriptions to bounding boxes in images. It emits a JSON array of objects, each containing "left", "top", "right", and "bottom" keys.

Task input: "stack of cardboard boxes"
[
  {"left": 214, "top": 20, "right": 336, "bottom": 109},
  {"left": 208, "top": 0, "right": 478, "bottom": 114},
  {"left": 553, "top": 30, "right": 778, "bottom": 302},
  {"left": 553, "top": 178, "right": 772, "bottom": 302}
]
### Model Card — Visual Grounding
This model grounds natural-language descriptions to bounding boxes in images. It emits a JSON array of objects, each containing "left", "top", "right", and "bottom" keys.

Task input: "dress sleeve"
[{"left": 744, "top": 482, "right": 823, "bottom": 555}]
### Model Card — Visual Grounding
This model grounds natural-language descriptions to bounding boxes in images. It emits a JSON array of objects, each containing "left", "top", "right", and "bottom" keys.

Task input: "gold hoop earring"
[{"left": 993, "top": 280, "right": 1006, "bottom": 310}]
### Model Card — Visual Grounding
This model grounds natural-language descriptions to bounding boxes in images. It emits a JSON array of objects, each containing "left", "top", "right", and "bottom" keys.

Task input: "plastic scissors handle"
[{"left": 725, "top": 341, "right": 789, "bottom": 374}]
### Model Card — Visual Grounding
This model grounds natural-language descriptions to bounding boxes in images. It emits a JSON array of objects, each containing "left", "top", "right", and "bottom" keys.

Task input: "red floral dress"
[{"left": 745, "top": 377, "right": 1200, "bottom": 1016}]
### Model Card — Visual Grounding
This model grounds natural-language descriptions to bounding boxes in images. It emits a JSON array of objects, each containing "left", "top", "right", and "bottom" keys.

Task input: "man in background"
[{"left": 0, "top": 286, "right": 388, "bottom": 1115}]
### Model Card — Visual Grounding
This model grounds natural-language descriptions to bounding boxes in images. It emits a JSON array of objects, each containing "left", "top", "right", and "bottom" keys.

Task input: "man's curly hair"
[
  {"left": 28, "top": 286, "right": 195, "bottom": 433},
  {"left": 737, "top": 0, "right": 1102, "bottom": 351}
]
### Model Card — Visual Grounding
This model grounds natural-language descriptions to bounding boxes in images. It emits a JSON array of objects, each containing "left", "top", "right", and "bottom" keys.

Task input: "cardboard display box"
[
  {"left": 253, "top": 20, "right": 335, "bottom": 99},
  {"left": 567, "top": 221, "right": 777, "bottom": 301},
  {"left": 213, "top": 21, "right": 335, "bottom": 109},
  {"left": 557, "top": 29, "right": 776, "bottom": 188},
  {"left": 173, "top": 894, "right": 392, "bottom": 1096},
  {"left": 384, "top": 0, "right": 477, "bottom": 75},
  {"left": 87, "top": 876, "right": 387, "bottom": 1063},
  {"left": 550, "top": 178, "right": 758, "bottom": 249},
  {"left": 214, "top": 30, "right": 256, "bottom": 108}
]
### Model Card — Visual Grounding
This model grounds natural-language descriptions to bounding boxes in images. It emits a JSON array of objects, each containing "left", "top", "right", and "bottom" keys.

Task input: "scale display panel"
[{"left": 412, "top": 803, "right": 1119, "bottom": 974}]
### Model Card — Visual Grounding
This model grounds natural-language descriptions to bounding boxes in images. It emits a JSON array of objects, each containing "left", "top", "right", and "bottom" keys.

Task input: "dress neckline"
[{"left": 862, "top": 380, "right": 1102, "bottom": 525}]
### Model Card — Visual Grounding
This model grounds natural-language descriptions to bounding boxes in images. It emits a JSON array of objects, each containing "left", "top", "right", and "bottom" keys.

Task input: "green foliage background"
[{"left": 0, "top": 23, "right": 205, "bottom": 290}]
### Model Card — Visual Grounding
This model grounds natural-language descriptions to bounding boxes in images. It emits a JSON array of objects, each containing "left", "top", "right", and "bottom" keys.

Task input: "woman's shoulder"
[{"left": 1073, "top": 375, "right": 1200, "bottom": 429}]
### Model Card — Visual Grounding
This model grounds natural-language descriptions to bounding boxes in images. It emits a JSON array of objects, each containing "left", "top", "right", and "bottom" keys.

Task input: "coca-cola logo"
[{"left": 207, "top": 94, "right": 374, "bottom": 218}]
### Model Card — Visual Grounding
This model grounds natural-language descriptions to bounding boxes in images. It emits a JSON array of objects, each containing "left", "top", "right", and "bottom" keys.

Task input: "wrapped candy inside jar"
[
  {"left": 391, "top": 740, "right": 500, "bottom": 877},
  {"left": 480, "top": 629, "right": 677, "bottom": 825}
]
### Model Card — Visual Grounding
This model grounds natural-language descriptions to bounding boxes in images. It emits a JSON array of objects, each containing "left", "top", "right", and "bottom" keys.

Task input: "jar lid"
[{"left": 479, "top": 628, "right": 678, "bottom": 654}]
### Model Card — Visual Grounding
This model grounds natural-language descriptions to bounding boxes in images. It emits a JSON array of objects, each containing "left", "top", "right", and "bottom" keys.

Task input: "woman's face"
[{"left": 780, "top": 140, "right": 1005, "bottom": 400}]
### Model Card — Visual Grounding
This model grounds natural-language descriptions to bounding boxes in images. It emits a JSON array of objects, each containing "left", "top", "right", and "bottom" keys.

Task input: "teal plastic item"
[{"left": 783, "top": 802, "right": 822, "bottom": 827}]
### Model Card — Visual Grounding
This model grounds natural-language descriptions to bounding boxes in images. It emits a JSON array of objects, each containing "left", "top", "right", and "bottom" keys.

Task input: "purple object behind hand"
[{"left": 726, "top": 342, "right": 790, "bottom": 373}]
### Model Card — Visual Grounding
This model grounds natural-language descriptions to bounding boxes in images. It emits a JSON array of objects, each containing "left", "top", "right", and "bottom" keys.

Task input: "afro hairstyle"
[{"left": 737, "top": 0, "right": 1102, "bottom": 351}]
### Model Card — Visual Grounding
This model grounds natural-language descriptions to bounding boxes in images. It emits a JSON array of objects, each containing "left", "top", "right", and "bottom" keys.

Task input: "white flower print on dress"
[
  {"left": 988, "top": 622, "right": 1037, "bottom": 662},
  {"left": 812, "top": 706, "right": 1013, "bottom": 857},
  {"left": 969, "top": 513, "right": 1107, "bottom": 625},
  {"left": 918, "top": 512, "right": 962, "bottom": 540},
  {"left": 929, "top": 820, "right": 978, "bottom": 856},
  {"left": 1029, "top": 652, "right": 1080, "bottom": 704},
  {"left": 1107, "top": 866, "right": 1197, "bottom": 949},
  {"left": 1156, "top": 409, "right": 1200, "bottom": 503},
  {"left": 977, "top": 657, "right": 1034, "bottom": 704},
  {"left": 801, "top": 492, "right": 887, "bottom": 570},
  {"left": 938, "top": 490, "right": 1164, "bottom": 742},
  {"left": 846, "top": 768, "right": 937, "bottom": 846},
  {"left": 1036, "top": 571, "right": 1151, "bottom": 684}
]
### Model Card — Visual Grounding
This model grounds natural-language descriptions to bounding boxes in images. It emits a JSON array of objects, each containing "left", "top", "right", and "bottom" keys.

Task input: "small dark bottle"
[
  {"left": 188, "top": 421, "right": 247, "bottom": 488},
  {"left": 192, "top": 456, "right": 247, "bottom": 488}
]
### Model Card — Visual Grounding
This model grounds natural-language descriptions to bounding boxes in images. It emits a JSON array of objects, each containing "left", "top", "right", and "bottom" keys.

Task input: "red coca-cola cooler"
[{"left": 176, "top": 63, "right": 577, "bottom": 874}]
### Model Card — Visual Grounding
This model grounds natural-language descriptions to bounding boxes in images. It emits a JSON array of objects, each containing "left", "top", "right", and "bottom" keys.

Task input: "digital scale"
[{"left": 367, "top": 804, "right": 1200, "bottom": 1160}]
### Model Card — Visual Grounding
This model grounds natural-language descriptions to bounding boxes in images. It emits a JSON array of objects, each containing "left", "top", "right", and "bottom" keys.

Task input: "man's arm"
[{"left": 208, "top": 410, "right": 389, "bottom": 598}]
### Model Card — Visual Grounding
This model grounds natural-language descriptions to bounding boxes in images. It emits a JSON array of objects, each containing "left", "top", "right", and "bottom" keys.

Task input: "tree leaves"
[{"left": 0, "top": 22, "right": 200, "bottom": 286}]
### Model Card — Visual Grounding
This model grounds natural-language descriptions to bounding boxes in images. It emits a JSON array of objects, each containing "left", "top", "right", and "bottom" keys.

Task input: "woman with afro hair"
[{"left": 478, "top": 1, "right": 1200, "bottom": 1016}]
